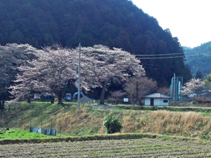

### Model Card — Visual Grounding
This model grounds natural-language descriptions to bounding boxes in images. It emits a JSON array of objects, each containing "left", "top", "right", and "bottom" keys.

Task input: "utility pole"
[
  {"left": 136, "top": 81, "right": 139, "bottom": 105},
  {"left": 77, "top": 43, "right": 81, "bottom": 109},
  {"left": 173, "top": 73, "right": 176, "bottom": 106}
]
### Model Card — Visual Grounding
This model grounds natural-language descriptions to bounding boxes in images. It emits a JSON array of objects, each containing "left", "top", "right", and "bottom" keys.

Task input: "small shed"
[
  {"left": 80, "top": 96, "right": 95, "bottom": 103},
  {"left": 144, "top": 93, "right": 170, "bottom": 106},
  {"left": 34, "top": 93, "right": 41, "bottom": 100}
]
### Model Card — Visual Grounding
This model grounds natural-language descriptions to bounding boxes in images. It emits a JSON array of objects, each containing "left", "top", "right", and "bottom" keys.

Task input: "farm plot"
[{"left": 0, "top": 138, "right": 211, "bottom": 157}]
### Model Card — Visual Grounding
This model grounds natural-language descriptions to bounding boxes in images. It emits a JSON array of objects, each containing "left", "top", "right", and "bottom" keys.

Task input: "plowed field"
[{"left": 1, "top": 138, "right": 211, "bottom": 157}]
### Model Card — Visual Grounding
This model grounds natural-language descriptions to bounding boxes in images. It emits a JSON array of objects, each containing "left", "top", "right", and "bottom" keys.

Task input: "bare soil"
[{"left": 1, "top": 138, "right": 211, "bottom": 157}]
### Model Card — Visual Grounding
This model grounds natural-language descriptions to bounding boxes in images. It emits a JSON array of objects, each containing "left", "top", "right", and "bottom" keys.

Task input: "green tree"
[
  {"left": 195, "top": 70, "right": 203, "bottom": 79},
  {"left": 103, "top": 114, "right": 122, "bottom": 134},
  {"left": 205, "top": 73, "right": 211, "bottom": 85},
  {"left": 10, "top": 29, "right": 25, "bottom": 43}
]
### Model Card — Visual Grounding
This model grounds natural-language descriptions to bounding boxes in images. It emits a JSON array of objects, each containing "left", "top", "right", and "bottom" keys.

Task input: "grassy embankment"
[{"left": 1, "top": 102, "right": 211, "bottom": 140}]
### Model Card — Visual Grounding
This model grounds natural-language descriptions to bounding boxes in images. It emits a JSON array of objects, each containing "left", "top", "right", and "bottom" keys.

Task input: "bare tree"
[
  {"left": 123, "top": 79, "right": 136, "bottom": 104},
  {"left": 81, "top": 45, "right": 145, "bottom": 104},
  {"left": 109, "top": 90, "right": 126, "bottom": 104},
  {"left": 157, "top": 87, "right": 170, "bottom": 96},
  {"left": 124, "top": 77, "right": 157, "bottom": 104},
  {"left": 181, "top": 78, "right": 205, "bottom": 97}
]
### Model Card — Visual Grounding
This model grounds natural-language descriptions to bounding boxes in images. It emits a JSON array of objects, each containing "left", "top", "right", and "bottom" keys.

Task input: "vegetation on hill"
[
  {"left": 1, "top": 102, "right": 211, "bottom": 140},
  {"left": 184, "top": 41, "right": 211, "bottom": 77},
  {"left": 0, "top": 0, "right": 192, "bottom": 86}
]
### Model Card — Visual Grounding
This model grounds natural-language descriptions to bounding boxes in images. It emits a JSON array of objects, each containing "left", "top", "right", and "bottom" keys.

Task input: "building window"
[{"left": 163, "top": 100, "right": 168, "bottom": 103}]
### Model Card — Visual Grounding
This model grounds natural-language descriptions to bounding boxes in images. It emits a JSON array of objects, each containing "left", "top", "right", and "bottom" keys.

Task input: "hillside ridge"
[
  {"left": 0, "top": 0, "right": 191, "bottom": 85},
  {"left": 184, "top": 41, "right": 211, "bottom": 77}
]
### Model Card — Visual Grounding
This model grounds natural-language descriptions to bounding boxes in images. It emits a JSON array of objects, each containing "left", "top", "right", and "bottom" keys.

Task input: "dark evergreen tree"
[{"left": 195, "top": 70, "right": 203, "bottom": 79}]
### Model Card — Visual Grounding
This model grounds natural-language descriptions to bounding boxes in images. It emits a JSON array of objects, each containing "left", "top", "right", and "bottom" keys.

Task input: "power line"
[
  {"left": 135, "top": 53, "right": 209, "bottom": 58},
  {"left": 135, "top": 52, "right": 184, "bottom": 56},
  {"left": 185, "top": 54, "right": 208, "bottom": 57},
  {"left": 136, "top": 56, "right": 185, "bottom": 60},
  {"left": 138, "top": 53, "right": 211, "bottom": 59}
]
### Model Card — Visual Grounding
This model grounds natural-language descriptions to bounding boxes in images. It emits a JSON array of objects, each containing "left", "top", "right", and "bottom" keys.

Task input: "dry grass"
[
  {"left": 122, "top": 116, "right": 134, "bottom": 133},
  {"left": 144, "top": 110, "right": 211, "bottom": 138},
  {"left": 52, "top": 108, "right": 105, "bottom": 135},
  {"left": 36, "top": 109, "right": 211, "bottom": 139},
  {"left": 23, "top": 124, "right": 26, "bottom": 130},
  {"left": 2, "top": 102, "right": 211, "bottom": 139}
]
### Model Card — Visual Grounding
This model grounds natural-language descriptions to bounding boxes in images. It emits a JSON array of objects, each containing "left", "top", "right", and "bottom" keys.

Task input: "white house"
[{"left": 144, "top": 93, "right": 170, "bottom": 106}]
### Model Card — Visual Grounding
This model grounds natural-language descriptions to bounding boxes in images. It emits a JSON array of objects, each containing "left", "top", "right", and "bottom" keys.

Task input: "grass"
[
  {"left": 0, "top": 128, "right": 52, "bottom": 139},
  {"left": 117, "top": 104, "right": 211, "bottom": 113},
  {"left": 1, "top": 101, "right": 211, "bottom": 141}
]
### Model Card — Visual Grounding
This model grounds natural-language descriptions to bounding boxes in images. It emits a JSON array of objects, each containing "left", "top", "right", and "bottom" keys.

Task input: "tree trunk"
[
  {"left": 136, "top": 81, "right": 139, "bottom": 105},
  {"left": 130, "top": 94, "right": 134, "bottom": 105},
  {"left": 27, "top": 97, "right": 31, "bottom": 103},
  {"left": 0, "top": 101, "right": 5, "bottom": 110},
  {"left": 100, "top": 82, "right": 107, "bottom": 105},
  {"left": 57, "top": 91, "right": 63, "bottom": 104},
  {"left": 51, "top": 96, "right": 55, "bottom": 104}
]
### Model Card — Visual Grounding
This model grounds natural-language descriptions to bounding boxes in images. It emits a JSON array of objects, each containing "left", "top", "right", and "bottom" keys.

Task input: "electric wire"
[
  {"left": 136, "top": 56, "right": 185, "bottom": 59},
  {"left": 135, "top": 52, "right": 184, "bottom": 56},
  {"left": 134, "top": 52, "right": 205, "bottom": 59}
]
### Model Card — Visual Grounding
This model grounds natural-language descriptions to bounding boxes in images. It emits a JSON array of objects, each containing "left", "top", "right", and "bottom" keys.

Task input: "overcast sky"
[{"left": 132, "top": 0, "right": 211, "bottom": 48}]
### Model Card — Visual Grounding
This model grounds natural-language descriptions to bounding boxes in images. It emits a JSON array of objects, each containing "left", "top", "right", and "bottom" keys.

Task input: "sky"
[{"left": 132, "top": 0, "right": 211, "bottom": 48}]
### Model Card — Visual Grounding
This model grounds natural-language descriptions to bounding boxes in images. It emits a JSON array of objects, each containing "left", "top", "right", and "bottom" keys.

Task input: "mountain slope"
[
  {"left": 0, "top": 0, "right": 191, "bottom": 86},
  {"left": 184, "top": 41, "right": 211, "bottom": 77}
]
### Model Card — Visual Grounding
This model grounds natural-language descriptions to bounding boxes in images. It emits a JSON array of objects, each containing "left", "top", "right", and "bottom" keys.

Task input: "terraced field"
[{"left": 1, "top": 138, "right": 211, "bottom": 157}]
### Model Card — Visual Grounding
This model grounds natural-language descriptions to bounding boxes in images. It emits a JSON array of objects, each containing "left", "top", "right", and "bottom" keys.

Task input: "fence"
[{"left": 30, "top": 127, "right": 57, "bottom": 136}]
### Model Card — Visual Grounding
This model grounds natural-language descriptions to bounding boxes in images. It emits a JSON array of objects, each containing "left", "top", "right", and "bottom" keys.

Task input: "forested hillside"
[
  {"left": 184, "top": 42, "right": 211, "bottom": 77},
  {"left": 0, "top": 0, "right": 192, "bottom": 86}
]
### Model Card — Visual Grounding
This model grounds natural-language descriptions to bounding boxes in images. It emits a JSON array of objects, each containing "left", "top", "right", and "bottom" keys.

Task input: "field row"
[{"left": 1, "top": 138, "right": 211, "bottom": 157}]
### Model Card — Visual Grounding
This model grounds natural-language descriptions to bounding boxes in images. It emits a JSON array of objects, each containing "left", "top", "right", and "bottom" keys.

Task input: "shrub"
[
  {"left": 103, "top": 114, "right": 122, "bottom": 134},
  {"left": 194, "top": 97, "right": 211, "bottom": 103}
]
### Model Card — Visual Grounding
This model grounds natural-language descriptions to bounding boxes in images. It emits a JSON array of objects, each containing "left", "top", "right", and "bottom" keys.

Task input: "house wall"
[
  {"left": 158, "top": 99, "right": 169, "bottom": 106},
  {"left": 145, "top": 99, "right": 151, "bottom": 106},
  {"left": 145, "top": 98, "right": 169, "bottom": 106}
]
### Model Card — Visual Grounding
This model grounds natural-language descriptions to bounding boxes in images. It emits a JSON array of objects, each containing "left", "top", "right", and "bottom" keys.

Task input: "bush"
[
  {"left": 103, "top": 114, "right": 122, "bottom": 134},
  {"left": 194, "top": 97, "right": 211, "bottom": 103}
]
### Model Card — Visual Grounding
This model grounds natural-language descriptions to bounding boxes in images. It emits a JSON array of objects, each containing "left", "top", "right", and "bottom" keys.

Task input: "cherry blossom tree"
[
  {"left": 10, "top": 46, "right": 82, "bottom": 104},
  {"left": 81, "top": 45, "right": 145, "bottom": 104},
  {"left": 9, "top": 44, "right": 144, "bottom": 105},
  {"left": 181, "top": 78, "right": 205, "bottom": 97},
  {"left": 124, "top": 77, "right": 157, "bottom": 104},
  {"left": 0, "top": 43, "right": 37, "bottom": 109}
]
